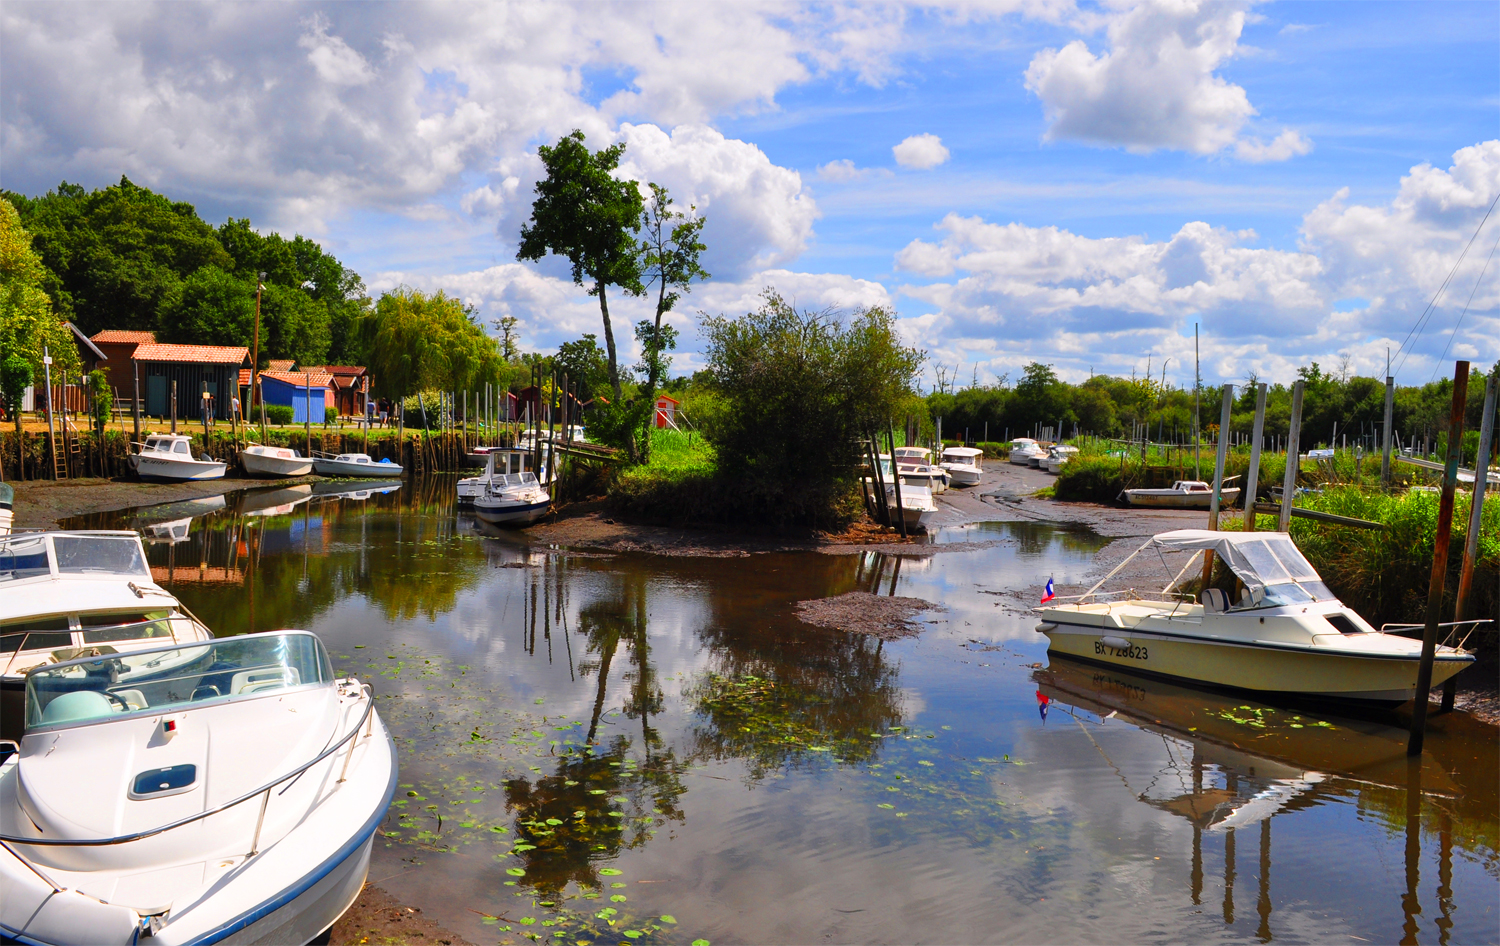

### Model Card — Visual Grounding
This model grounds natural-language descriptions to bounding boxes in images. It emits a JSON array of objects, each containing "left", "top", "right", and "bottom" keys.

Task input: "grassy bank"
[{"left": 606, "top": 428, "right": 863, "bottom": 529}]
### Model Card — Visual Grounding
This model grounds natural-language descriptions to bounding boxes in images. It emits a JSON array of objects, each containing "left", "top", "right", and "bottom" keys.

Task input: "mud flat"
[
  {"left": 795, "top": 590, "right": 943, "bottom": 640},
  {"left": 9, "top": 476, "right": 316, "bottom": 530}
]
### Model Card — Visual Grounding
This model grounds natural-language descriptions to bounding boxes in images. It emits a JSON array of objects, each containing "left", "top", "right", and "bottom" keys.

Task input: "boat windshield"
[
  {"left": 492, "top": 472, "right": 540, "bottom": 489},
  {"left": 24, "top": 632, "right": 332, "bottom": 732},
  {"left": 0, "top": 533, "right": 150, "bottom": 585}
]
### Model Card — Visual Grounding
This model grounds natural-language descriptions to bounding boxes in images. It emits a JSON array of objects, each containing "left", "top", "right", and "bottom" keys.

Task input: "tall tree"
[
  {"left": 635, "top": 183, "right": 708, "bottom": 459},
  {"left": 516, "top": 130, "right": 645, "bottom": 404}
]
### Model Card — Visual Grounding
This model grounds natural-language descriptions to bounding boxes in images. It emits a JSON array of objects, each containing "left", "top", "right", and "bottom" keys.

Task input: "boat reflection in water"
[{"left": 1035, "top": 655, "right": 1490, "bottom": 939}]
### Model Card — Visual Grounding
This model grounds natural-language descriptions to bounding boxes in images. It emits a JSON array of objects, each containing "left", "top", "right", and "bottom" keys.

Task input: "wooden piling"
[
  {"left": 1201, "top": 383, "right": 1234, "bottom": 587},
  {"left": 1445, "top": 373, "right": 1496, "bottom": 711},
  {"left": 1243, "top": 383, "right": 1267, "bottom": 532},
  {"left": 1382, "top": 375, "right": 1395, "bottom": 487},
  {"left": 888, "top": 422, "right": 908, "bottom": 538},
  {"left": 1408, "top": 361, "right": 1469, "bottom": 756}
]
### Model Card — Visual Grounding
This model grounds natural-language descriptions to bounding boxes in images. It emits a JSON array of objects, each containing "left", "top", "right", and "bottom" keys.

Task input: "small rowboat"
[{"left": 1121, "top": 480, "right": 1240, "bottom": 508}]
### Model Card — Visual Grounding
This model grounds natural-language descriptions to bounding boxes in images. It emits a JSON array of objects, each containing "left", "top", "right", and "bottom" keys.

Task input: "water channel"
[{"left": 67, "top": 479, "right": 1499, "bottom": 945}]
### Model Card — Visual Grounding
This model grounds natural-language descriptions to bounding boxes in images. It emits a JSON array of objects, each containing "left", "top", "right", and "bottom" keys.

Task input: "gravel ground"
[{"left": 794, "top": 590, "right": 944, "bottom": 640}]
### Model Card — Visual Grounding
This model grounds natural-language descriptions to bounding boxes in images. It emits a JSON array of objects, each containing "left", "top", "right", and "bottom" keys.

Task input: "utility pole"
[
  {"left": 1409, "top": 361, "right": 1470, "bottom": 755},
  {"left": 1201, "top": 383, "right": 1234, "bottom": 587},
  {"left": 1193, "top": 323, "right": 1201, "bottom": 480},
  {"left": 1243, "top": 383, "right": 1267, "bottom": 532},
  {"left": 250, "top": 272, "right": 266, "bottom": 413},
  {"left": 1382, "top": 354, "right": 1395, "bottom": 487}
]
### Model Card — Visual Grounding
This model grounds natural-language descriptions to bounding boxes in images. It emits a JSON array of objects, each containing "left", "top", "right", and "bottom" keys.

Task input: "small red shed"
[{"left": 654, "top": 394, "right": 680, "bottom": 429}]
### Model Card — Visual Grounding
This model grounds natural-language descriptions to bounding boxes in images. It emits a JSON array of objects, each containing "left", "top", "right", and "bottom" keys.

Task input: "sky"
[{"left": 2, "top": 0, "right": 1497, "bottom": 390}]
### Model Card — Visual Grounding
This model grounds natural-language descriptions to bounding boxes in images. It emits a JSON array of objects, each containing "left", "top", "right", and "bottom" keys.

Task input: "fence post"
[{"left": 1409, "top": 361, "right": 1470, "bottom": 755}]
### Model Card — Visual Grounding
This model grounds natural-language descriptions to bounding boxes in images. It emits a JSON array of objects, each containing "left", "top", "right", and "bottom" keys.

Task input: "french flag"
[{"left": 1040, "top": 577, "right": 1055, "bottom": 605}]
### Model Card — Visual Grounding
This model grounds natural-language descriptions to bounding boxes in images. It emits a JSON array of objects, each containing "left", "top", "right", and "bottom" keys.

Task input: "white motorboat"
[
  {"left": 939, "top": 446, "right": 984, "bottom": 486},
  {"left": 1008, "top": 438, "right": 1044, "bottom": 466},
  {"left": 458, "top": 448, "right": 550, "bottom": 505},
  {"left": 863, "top": 457, "right": 939, "bottom": 531},
  {"left": 472, "top": 472, "right": 551, "bottom": 527},
  {"left": 311, "top": 453, "right": 404, "bottom": 478},
  {"left": 1121, "top": 479, "right": 1240, "bottom": 508},
  {"left": 0, "top": 530, "right": 214, "bottom": 742},
  {"left": 1034, "top": 529, "right": 1475, "bottom": 705},
  {"left": 0, "top": 630, "right": 396, "bottom": 945},
  {"left": 240, "top": 445, "right": 314, "bottom": 478},
  {"left": 0, "top": 483, "right": 12, "bottom": 536},
  {"left": 128, "top": 435, "right": 226, "bottom": 483},
  {"left": 892, "top": 447, "right": 948, "bottom": 493},
  {"left": 1044, "top": 444, "right": 1078, "bottom": 474}
]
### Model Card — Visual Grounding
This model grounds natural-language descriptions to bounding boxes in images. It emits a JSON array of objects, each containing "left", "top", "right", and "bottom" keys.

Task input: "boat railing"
[
  {"left": 0, "top": 682, "right": 375, "bottom": 876},
  {"left": 1379, "top": 618, "right": 1492, "bottom": 651}
]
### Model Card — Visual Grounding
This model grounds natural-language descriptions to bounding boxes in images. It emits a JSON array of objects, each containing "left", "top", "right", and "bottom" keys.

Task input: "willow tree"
[
  {"left": 516, "top": 130, "right": 644, "bottom": 405},
  {"left": 363, "top": 286, "right": 504, "bottom": 401}
]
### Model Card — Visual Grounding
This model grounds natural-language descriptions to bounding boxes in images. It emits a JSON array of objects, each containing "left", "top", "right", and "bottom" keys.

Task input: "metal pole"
[
  {"left": 1201, "top": 383, "right": 1234, "bottom": 586},
  {"left": 132, "top": 357, "right": 141, "bottom": 443},
  {"left": 1409, "top": 361, "right": 1470, "bottom": 755},
  {"left": 42, "top": 347, "right": 57, "bottom": 479},
  {"left": 1278, "top": 382, "right": 1305, "bottom": 532},
  {"left": 1243, "top": 383, "right": 1267, "bottom": 532}
]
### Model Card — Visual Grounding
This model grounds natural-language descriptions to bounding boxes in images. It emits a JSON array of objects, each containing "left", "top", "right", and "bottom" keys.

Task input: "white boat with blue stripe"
[
  {"left": 472, "top": 472, "right": 550, "bottom": 527},
  {"left": 0, "top": 630, "right": 396, "bottom": 945}
]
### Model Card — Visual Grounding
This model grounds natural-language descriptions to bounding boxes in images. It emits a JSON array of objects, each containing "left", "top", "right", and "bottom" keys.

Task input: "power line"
[
  {"left": 1392, "top": 189, "right": 1500, "bottom": 380},
  {"left": 1430, "top": 230, "right": 1500, "bottom": 380}
]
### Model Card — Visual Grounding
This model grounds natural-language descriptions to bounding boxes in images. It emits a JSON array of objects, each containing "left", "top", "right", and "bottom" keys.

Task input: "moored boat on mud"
[
  {"left": 1034, "top": 529, "right": 1475, "bottom": 705},
  {"left": 240, "top": 445, "right": 314, "bottom": 478},
  {"left": 311, "top": 453, "right": 404, "bottom": 478},
  {"left": 0, "top": 630, "right": 396, "bottom": 945},
  {"left": 1120, "top": 479, "right": 1240, "bottom": 508},
  {"left": 472, "top": 472, "right": 551, "bottom": 527},
  {"left": 939, "top": 446, "right": 984, "bottom": 486},
  {"left": 128, "top": 435, "right": 226, "bottom": 483}
]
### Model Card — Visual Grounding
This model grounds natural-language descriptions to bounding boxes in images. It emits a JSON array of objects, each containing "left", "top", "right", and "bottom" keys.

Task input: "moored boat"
[
  {"left": 892, "top": 447, "right": 949, "bottom": 493},
  {"left": 0, "top": 530, "right": 215, "bottom": 742},
  {"left": 1034, "top": 529, "right": 1475, "bottom": 705},
  {"left": 1008, "top": 438, "right": 1044, "bottom": 466},
  {"left": 939, "top": 446, "right": 984, "bottom": 486},
  {"left": 128, "top": 435, "right": 226, "bottom": 483},
  {"left": 458, "top": 448, "right": 549, "bottom": 505},
  {"left": 311, "top": 453, "right": 404, "bottom": 478},
  {"left": 1044, "top": 444, "right": 1078, "bottom": 473},
  {"left": 1121, "top": 479, "right": 1240, "bottom": 508},
  {"left": 472, "top": 472, "right": 551, "bottom": 527},
  {"left": 240, "top": 445, "right": 314, "bottom": 478},
  {"left": 0, "top": 630, "right": 396, "bottom": 945},
  {"left": 0, "top": 483, "right": 12, "bottom": 536}
]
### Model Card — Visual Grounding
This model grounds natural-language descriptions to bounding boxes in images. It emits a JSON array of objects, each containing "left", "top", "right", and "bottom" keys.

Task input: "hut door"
[{"left": 146, "top": 375, "right": 167, "bottom": 417}]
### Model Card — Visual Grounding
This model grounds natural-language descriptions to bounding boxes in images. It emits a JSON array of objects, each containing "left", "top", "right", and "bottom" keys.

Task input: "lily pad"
[
  {"left": 506, "top": 867, "right": 526, "bottom": 876},
  {"left": 599, "top": 868, "right": 624, "bottom": 876}
]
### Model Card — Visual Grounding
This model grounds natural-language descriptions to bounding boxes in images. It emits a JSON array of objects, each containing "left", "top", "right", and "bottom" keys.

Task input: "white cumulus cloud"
[
  {"left": 893, "top": 133, "right": 950, "bottom": 170},
  {"left": 1024, "top": 0, "right": 1310, "bottom": 162}
]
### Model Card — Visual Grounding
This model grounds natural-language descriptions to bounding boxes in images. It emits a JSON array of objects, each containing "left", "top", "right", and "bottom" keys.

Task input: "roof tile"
[
  {"left": 91, "top": 329, "right": 157, "bottom": 345},
  {"left": 133, "top": 343, "right": 249, "bottom": 365}
]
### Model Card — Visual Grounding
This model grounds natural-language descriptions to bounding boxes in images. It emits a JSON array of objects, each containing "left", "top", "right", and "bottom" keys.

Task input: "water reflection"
[
  {"left": 1033, "top": 657, "right": 1496, "bottom": 944},
  {"left": 59, "top": 490, "right": 1498, "bottom": 946}
]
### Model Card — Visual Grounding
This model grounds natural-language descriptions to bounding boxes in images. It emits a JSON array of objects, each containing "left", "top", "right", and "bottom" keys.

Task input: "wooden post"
[
  {"left": 888, "top": 422, "right": 908, "bottom": 538},
  {"left": 867, "top": 432, "right": 890, "bottom": 527},
  {"left": 1409, "top": 361, "right": 1469, "bottom": 755},
  {"left": 170, "top": 379, "right": 177, "bottom": 434},
  {"left": 42, "top": 348, "right": 58, "bottom": 480},
  {"left": 546, "top": 372, "right": 557, "bottom": 485},
  {"left": 258, "top": 378, "right": 267, "bottom": 443},
  {"left": 1278, "top": 381, "right": 1305, "bottom": 532},
  {"left": 1382, "top": 373, "right": 1395, "bottom": 488},
  {"left": 1193, "top": 322, "right": 1201, "bottom": 480},
  {"left": 1200, "top": 383, "right": 1234, "bottom": 586},
  {"left": 304, "top": 373, "right": 313, "bottom": 459},
  {"left": 132, "top": 357, "right": 141, "bottom": 444},
  {"left": 1243, "top": 383, "right": 1267, "bottom": 532},
  {"left": 1446, "top": 374, "right": 1496, "bottom": 711}
]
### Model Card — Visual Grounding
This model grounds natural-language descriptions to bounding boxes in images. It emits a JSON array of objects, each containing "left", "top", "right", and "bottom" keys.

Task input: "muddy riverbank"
[{"left": 9, "top": 476, "right": 316, "bottom": 530}]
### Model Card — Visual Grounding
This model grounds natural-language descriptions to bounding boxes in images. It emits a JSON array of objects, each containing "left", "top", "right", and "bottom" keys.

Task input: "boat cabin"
[
  {"left": 1173, "top": 481, "right": 1211, "bottom": 492},
  {"left": 139, "top": 434, "right": 195, "bottom": 456},
  {"left": 941, "top": 446, "right": 984, "bottom": 466}
]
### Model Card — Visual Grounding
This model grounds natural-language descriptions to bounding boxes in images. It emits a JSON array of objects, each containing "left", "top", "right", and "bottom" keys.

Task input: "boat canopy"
[
  {"left": 942, "top": 447, "right": 984, "bottom": 459},
  {"left": 1150, "top": 529, "right": 1320, "bottom": 585},
  {"left": 0, "top": 532, "right": 150, "bottom": 590}
]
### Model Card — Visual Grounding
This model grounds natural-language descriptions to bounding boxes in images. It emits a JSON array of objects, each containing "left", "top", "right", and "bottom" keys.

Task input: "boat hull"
[
  {"left": 311, "top": 459, "right": 404, "bottom": 478},
  {"left": 1122, "top": 487, "right": 1240, "bottom": 508},
  {"left": 240, "top": 452, "right": 314, "bottom": 478},
  {"left": 473, "top": 497, "right": 550, "bottom": 526},
  {"left": 129, "top": 455, "right": 226, "bottom": 482},
  {"left": 1039, "top": 620, "right": 1470, "bottom": 705},
  {"left": 944, "top": 466, "right": 981, "bottom": 486}
]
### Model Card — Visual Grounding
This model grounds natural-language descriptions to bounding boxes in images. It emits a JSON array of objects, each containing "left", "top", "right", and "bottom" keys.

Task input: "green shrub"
[
  {"left": 265, "top": 404, "right": 293, "bottom": 426},
  {"left": 325, "top": 406, "right": 338, "bottom": 425}
]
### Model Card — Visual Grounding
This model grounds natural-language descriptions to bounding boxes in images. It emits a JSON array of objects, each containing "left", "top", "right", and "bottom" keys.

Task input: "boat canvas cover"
[{"left": 1149, "top": 529, "right": 1320, "bottom": 589}]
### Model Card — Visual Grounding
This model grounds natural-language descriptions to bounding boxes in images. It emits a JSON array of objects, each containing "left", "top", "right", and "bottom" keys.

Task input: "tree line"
[{"left": 926, "top": 360, "right": 1498, "bottom": 451}]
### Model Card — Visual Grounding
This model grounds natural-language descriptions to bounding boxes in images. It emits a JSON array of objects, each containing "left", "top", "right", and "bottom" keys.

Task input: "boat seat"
[
  {"left": 229, "top": 666, "right": 300, "bottom": 694},
  {"left": 1201, "top": 588, "right": 1229, "bottom": 613},
  {"left": 113, "top": 689, "right": 149, "bottom": 711},
  {"left": 40, "top": 690, "right": 116, "bottom": 724}
]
